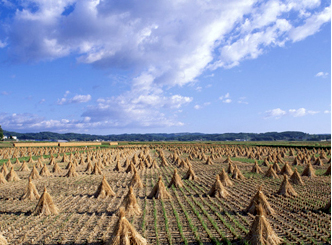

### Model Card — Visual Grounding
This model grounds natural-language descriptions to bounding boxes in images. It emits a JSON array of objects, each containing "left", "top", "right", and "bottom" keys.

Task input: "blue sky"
[{"left": 0, "top": 0, "right": 330, "bottom": 135}]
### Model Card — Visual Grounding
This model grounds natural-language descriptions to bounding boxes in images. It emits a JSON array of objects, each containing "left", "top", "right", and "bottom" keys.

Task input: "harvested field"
[{"left": 0, "top": 144, "right": 330, "bottom": 244}]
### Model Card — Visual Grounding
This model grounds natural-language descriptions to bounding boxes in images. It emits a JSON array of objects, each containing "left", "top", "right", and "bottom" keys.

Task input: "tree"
[{"left": 0, "top": 125, "right": 3, "bottom": 140}]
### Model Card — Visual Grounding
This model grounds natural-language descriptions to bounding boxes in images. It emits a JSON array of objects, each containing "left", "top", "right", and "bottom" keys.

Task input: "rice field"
[{"left": 0, "top": 143, "right": 330, "bottom": 244}]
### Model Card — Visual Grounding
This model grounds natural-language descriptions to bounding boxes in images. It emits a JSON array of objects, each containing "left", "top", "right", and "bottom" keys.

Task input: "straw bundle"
[
  {"left": 128, "top": 169, "right": 143, "bottom": 188},
  {"left": 150, "top": 159, "right": 159, "bottom": 169},
  {"left": 251, "top": 161, "right": 263, "bottom": 174},
  {"left": 108, "top": 207, "right": 147, "bottom": 245},
  {"left": 85, "top": 161, "right": 93, "bottom": 173},
  {"left": 94, "top": 176, "right": 115, "bottom": 198},
  {"left": 121, "top": 186, "right": 141, "bottom": 216},
  {"left": 232, "top": 166, "right": 246, "bottom": 180},
  {"left": 208, "top": 175, "right": 229, "bottom": 198},
  {"left": 0, "top": 173, "right": 7, "bottom": 184},
  {"left": 148, "top": 176, "right": 171, "bottom": 199},
  {"left": 91, "top": 163, "right": 103, "bottom": 175},
  {"left": 314, "top": 158, "right": 323, "bottom": 166},
  {"left": 289, "top": 169, "right": 304, "bottom": 185},
  {"left": 1, "top": 164, "right": 9, "bottom": 176},
  {"left": 40, "top": 164, "right": 52, "bottom": 177},
  {"left": 277, "top": 175, "right": 297, "bottom": 197},
  {"left": 262, "top": 158, "right": 270, "bottom": 167},
  {"left": 227, "top": 162, "right": 234, "bottom": 174},
  {"left": 205, "top": 156, "right": 214, "bottom": 165},
  {"left": 114, "top": 161, "right": 122, "bottom": 171},
  {"left": 279, "top": 162, "right": 293, "bottom": 176},
  {"left": 19, "top": 161, "right": 30, "bottom": 171},
  {"left": 183, "top": 166, "right": 198, "bottom": 181},
  {"left": 272, "top": 162, "right": 281, "bottom": 174},
  {"left": 6, "top": 167, "right": 20, "bottom": 181},
  {"left": 168, "top": 169, "right": 183, "bottom": 188},
  {"left": 65, "top": 165, "right": 79, "bottom": 177},
  {"left": 223, "top": 156, "right": 232, "bottom": 164},
  {"left": 36, "top": 157, "right": 43, "bottom": 168},
  {"left": 6, "top": 160, "right": 12, "bottom": 169},
  {"left": 246, "top": 186, "right": 275, "bottom": 216},
  {"left": 52, "top": 162, "right": 62, "bottom": 174},
  {"left": 245, "top": 203, "right": 282, "bottom": 245},
  {"left": 265, "top": 166, "right": 278, "bottom": 179},
  {"left": 301, "top": 162, "right": 316, "bottom": 178},
  {"left": 126, "top": 162, "right": 136, "bottom": 174},
  {"left": 33, "top": 187, "right": 59, "bottom": 215},
  {"left": 219, "top": 168, "right": 233, "bottom": 186},
  {"left": 21, "top": 177, "right": 40, "bottom": 201}
]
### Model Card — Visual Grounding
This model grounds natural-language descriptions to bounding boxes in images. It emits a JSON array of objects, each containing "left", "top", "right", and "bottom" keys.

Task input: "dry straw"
[
  {"left": 279, "top": 162, "right": 293, "bottom": 176},
  {"left": 289, "top": 169, "right": 304, "bottom": 185},
  {"left": 33, "top": 187, "right": 59, "bottom": 215},
  {"left": 91, "top": 163, "right": 103, "bottom": 175},
  {"left": 65, "top": 165, "right": 79, "bottom": 177},
  {"left": 29, "top": 165, "right": 41, "bottom": 180},
  {"left": 0, "top": 172, "right": 7, "bottom": 184},
  {"left": 148, "top": 176, "right": 171, "bottom": 200},
  {"left": 277, "top": 175, "right": 297, "bottom": 197},
  {"left": 1, "top": 164, "right": 9, "bottom": 176},
  {"left": 129, "top": 169, "right": 144, "bottom": 189},
  {"left": 40, "top": 164, "right": 52, "bottom": 177},
  {"left": 52, "top": 162, "right": 62, "bottom": 174},
  {"left": 21, "top": 177, "right": 40, "bottom": 201},
  {"left": 183, "top": 166, "right": 198, "bottom": 181},
  {"left": 121, "top": 186, "right": 141, "bottom": 216},
  {"left": 232, "top": 165, "right": 246, "bottom": 180},
  {"left": 6, "top": 167, "right": 20, "bottom": 181},
  {"left": 265, "top": 165, "right": 279, "bottom": 179},
  {"left": 95, "top": 176, "right": 115, "bottom": 198},
  {"left": 251, "top": 161, "right": 263, "bottom": 174},
  {"left": 245, "top": 203, "right": 282, "bottom": 245},
  {"left": 19, "top": 161, "right": 30, "bottom": 171},
  {"left": 301, "top": 162, "right": 316, "bottom": 178},
  {"left": 108, "top": 207, "right": 147, "bottom": 245},
  {"left": 208, "top": 175, "right": 229, "bottom": 198},
  {"left": 168, "top": 169, "right": 183, "bottom": 188},
  {"left": 246, "top": 186, "right": 275, "bottom": 216},
  {"left": 0, "top": 233, "right": 7, "bottom": 245},
  {"left": 219, "top": 168, "right": 233, "bottom": 186}
]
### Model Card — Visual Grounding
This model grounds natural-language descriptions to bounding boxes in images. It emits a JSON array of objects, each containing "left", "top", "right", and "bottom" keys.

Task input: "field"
[{"left": 0, "top": 143, "right": 330, "bottom": 244}]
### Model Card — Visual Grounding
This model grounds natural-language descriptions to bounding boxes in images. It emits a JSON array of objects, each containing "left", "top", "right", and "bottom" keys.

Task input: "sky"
[{"left": 0, "top": 0, "right": 330, "bottom": 135}]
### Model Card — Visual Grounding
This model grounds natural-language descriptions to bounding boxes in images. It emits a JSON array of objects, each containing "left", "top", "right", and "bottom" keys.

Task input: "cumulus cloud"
[
  {"left": 219, "top": 93, "right": 232, "bottom": 103},
  {"left": 315, "top": 71, "right": 329, "bottom": 78},
  {"left": 0, "top": 0, "right": 330, "bottom": 130},
  {"left": 265, "top": 108, "right": 286, "bottom": 119},
  {"left": 265, "top": 107, "right": 320, "bottom": 118}
]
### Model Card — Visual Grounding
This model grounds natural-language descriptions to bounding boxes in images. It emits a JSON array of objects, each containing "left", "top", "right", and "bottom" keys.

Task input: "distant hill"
[{"left": 2, "top": 130, "right": 331, "bottom": 142}]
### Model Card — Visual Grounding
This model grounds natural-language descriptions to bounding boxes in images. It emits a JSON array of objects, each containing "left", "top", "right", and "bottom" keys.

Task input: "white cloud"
[
  {"left": 219, "top": 93, "right": 232, "bottom": 103},
  {"left": 289, "top": 108, "right": 306, "bottom": 117},
  {"left": 289, "top": 6, "right": 331, "bottom": 42},
  {"left": 194, "top": 105, "right": 202, "bottom": 110},
  {"left": 315, "top": 71, "right": 329, "bottom": 78},
  {"left": 265, "top": 108, "right": 287, "bottom": 118},
  {"left": 57, "top": 94, "right": 91, "bottom": 105},
  {"left": 324, "top": 110, "right": 331, "bottom": 114},
  {"left": 266, "top": 107, "right": 320, "bottom": 118},
  {"left": 0, "top": 0, "right": 330, "bottom": 131}
]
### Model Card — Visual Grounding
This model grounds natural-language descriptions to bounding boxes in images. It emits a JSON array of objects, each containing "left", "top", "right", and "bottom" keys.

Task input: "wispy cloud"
[
  {"left": 315, "top": 72, "right": 329, "bottom": 78},
  {"left": 219, "top": 93, "right": 232, "bottom": 103},
  {"left": 57, "top": 94, "right": 91, "bottom": 105}
]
